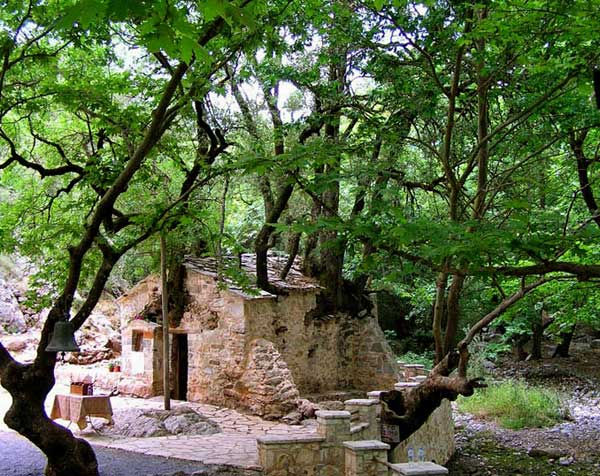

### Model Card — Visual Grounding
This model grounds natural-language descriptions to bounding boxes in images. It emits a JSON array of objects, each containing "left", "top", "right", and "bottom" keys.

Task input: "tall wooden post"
[{"left": 160, "top": 233, "right": 171, "bottom": 410}]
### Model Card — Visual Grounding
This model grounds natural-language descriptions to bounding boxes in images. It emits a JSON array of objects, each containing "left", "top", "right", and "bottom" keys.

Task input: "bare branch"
[
  {"left": 460, "top": 276, "right": 550, "bottom": 346},
  {"left": 0, "top": 128, "right": 83, "bottom": 177}
]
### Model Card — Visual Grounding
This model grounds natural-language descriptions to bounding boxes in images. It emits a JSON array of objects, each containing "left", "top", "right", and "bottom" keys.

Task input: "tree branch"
[
  {"left": 460, "top": 276, "right": 549, "bottom": 346},
  {"left": 0, "top": 128, "right": 83, "bottom": 177}
]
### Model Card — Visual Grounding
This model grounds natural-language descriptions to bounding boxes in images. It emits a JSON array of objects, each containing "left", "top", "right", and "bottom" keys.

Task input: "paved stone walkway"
[
  {"left": 1, "top": 382, "right": 318, "bottom": 471},
  {"left": 76, "top": 396, "right": 317, "bottom": 470}
]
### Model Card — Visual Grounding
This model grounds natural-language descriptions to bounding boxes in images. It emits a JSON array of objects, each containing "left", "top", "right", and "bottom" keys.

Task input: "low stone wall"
[
  {"left": 390, "top": 399, "right": 454, "bottom": 464},
  {"left": 54, "top": 364, "right": 121, "bottom": 392},
  {"left": 259, "top": 390, "right": 454, "bottom": 476},
  {"left": 259, "top": 408, "right": 390, "bottom": 476},
  {"left": 259, "top": 411, "right": 351, "bottom": 476}
]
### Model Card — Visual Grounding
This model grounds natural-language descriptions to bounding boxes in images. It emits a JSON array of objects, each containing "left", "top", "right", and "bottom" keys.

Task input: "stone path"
[
  {"left": 73, "top": 395, "right": 317, "bottom": 470},
  {"left": 1, "top": 382, "right": 318, "bottom": 471}
]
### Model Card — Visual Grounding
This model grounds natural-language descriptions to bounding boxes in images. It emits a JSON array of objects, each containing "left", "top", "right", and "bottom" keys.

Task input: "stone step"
[
  {"left": 389, "top": 462, "right": 448, "bottom": 476},
  {"left": 394, "top": 382, "right": 419, "bottom": 391}
]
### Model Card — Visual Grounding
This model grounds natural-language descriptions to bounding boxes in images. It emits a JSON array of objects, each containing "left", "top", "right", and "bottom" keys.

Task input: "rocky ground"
[
  {"left": 0, "top": 254, "right": 121, "bottom": 366},
  {"left": 96, "top": 406, "right": 222, "bottom": 439},
  {"left": 446, "top": 343, "right": 600, "bottom": 476}
]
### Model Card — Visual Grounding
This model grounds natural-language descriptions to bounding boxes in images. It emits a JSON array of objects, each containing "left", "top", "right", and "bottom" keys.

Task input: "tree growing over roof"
[{"left": 2, "top": 0, "right": 600, "bottom": 474}]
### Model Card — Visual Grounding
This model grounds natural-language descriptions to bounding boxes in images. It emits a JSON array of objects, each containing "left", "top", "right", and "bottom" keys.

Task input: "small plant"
[
  {"left": 108, "top": 361, "right": 115, "bottom": 372},
  {"left": 458, "top": 380, "right": 568, "bottom": 429}
]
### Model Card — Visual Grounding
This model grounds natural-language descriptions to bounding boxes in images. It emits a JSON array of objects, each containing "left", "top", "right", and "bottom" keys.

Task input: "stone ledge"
[
  {"left": 350, "top": 422, "right": 370, "bottom": 434},
  {"left": 410, "top": 376, "right": 428, "bottom": 383},
  {"left": 343, "top": 440, "right": 390, "bottom": 451},
  {"left": 257, "top": 435, "right": 325, "bottom": 445},
  {"left": 316, "top": 410, "right": 351, "bottom": 420},
  {"left": 394, "top": 382, "right": 419, "bottom": 389},
  {"left": 344, "top": 399, "right": 379, "bottom": 406},
  {"left": 366, "top": 391, "right": 384, "bottom": 399},
  {"left": 389, "top": 462, "right": 448, "bottom": 475}
]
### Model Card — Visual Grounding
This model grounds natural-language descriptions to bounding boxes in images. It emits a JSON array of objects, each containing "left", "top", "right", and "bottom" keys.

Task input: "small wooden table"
[{"left": 50, "top": 394, "right": 113, "bottom": 430}]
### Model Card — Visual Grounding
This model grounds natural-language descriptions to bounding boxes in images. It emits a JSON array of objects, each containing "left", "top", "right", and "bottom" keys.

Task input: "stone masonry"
[
  {"left": 258, "top": 364, "right": 454, "bottom": 476},
  {"left": 117, "top": 254, "right": 402, "bottom": 418}
]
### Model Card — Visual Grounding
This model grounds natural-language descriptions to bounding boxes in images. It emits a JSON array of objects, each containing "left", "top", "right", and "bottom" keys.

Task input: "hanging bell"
[{"left": 45, "top": 321, "right": 80, "bottom": 353}]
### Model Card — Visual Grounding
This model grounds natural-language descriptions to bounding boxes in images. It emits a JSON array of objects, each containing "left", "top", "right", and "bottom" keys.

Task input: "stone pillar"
[
  {"left": 366, "top": 391, "right": 384, "bottom": 419},
  {"left": 257, "top": 435, "right": 325, "bottom": 476},
  {"left": 317, "top": 410, "right": 352, "bottom": 443},
  {"left": 343, "top": 440, "right": 389, "bottom": 476},
  {"left": 344, "top": 399, "right": 380, "bottom": 440}
]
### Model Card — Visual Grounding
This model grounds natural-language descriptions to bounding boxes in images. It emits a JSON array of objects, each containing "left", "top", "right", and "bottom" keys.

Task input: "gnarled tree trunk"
[
  {"left": 1, "top": 355, "right": 99, "bottom": 476},
  {"left": 380, "top": 346, "right": 484, "bottom": 443}
]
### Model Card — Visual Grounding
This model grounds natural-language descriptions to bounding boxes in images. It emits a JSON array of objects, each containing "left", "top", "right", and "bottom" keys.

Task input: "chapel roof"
[{"left": 183, "top": 253, "right": 321, "bottom": 299}]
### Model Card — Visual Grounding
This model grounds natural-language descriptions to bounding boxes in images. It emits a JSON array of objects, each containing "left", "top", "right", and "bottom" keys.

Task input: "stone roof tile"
[{"left": 184, "top": 253, "right": 321, "bottom": 299}]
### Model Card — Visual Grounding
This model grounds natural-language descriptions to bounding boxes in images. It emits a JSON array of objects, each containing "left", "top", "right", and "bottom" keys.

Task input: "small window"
[{"left": 132, "top": 330, "right": 144, "bottom": 352}]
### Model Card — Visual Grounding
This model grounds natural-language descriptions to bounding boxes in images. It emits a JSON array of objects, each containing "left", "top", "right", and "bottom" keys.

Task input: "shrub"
[
  {"left": 466, "top": 333, "right": 511, "bottom": 379},
  {"left": 458, "top": 380, "right": 567, "bottom": 429},
  {"left": 396, "top": 350, "right": 435, "bottom": 370}
]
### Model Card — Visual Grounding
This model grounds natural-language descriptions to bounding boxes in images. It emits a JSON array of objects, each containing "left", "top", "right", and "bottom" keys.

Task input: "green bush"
[
  {"left": 458, "top": 380, "right": 567, "bottom": 429},
  {"left": 466, "top": 333, "right": 511, "bottom": 379},
  {"left": 396, "top": 351, "right": 435, "bottom": 370}
]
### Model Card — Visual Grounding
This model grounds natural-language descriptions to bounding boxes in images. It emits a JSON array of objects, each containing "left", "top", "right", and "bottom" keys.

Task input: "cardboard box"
[{"left": 70, "top": 383, "right": 93, "bottom": 395}]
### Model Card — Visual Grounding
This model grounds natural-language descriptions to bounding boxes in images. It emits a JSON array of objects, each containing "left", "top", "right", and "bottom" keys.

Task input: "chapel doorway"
[{"left": 171, "top": 333, "right": 188, "bottom": 401}]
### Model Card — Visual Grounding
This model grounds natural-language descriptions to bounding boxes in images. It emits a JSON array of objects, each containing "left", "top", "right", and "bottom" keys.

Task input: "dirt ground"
[{"left": 446, "top": 342, "right": 600, "bottom": 476}]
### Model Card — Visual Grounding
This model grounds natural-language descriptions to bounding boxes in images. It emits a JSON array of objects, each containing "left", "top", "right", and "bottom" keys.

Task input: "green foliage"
[
  {"left": 458, "top": 381, "right": 568, "bottom": 430},
  {"left": 2, "top": 0, "right": 600, "bottom": 359},
  {"left": 396, "top": 351, "right": 435, "bottom": 370},
  {"left": 466, "top": 333, "right": 510, "bottom": 379}
]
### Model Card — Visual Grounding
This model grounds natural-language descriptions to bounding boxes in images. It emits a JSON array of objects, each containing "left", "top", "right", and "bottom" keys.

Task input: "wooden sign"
[{"left": 381, "top": 423, "right": 400, "bottom": 443}]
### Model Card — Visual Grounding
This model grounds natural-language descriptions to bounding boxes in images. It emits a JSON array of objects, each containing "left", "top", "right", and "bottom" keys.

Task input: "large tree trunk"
[
  {"left": 255, "top": 183, "right": 295, "bottom": 294},
  {"left": 432, "top": 272, "right": 448, "bottom": 363},
  {"left": 513, "top": 334, "right": 529, "bottom": 361},
  {"left": 2, "top": 359, "right": 99, "bottom": 476},
  {"left": 443, "top": 274, "right": 465, "bottom": 356}
]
